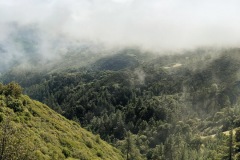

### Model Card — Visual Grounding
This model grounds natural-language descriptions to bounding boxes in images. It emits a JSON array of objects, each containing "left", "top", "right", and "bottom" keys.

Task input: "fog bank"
[{"left": 0, "top": 0, "right": 240, "bottom": 71}]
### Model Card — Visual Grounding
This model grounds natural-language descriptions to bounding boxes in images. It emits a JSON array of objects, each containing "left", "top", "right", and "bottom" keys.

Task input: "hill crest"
[{"left": 0, "top": 82, "right": 124, "bottom": 160}]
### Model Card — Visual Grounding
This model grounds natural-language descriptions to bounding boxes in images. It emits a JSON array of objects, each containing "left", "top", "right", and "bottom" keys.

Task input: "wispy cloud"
[{"left": 0, "top": 0, "right": 240, "bottom": 71}]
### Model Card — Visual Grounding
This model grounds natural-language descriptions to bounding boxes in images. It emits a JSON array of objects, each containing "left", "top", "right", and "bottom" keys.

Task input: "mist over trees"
[
  {"left": 1, "top": 0, "right": 240, "bottom": 73},
  {"left": 2, "top": 49, "right": 240, "bottom": 159},
  {"left": 1, "top": 0, "right": 240, "bottom": 159}
]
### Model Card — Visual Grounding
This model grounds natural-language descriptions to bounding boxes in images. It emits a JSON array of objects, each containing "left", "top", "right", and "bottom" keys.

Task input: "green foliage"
[
  {"left": 0, "top": 118, "right": 34, "bottom": 160},
  {"left": 85, "top": 140, "right": 93, "bottom": 148},
  {"left": 118, "top": 131, "right": 142, "bottom": 160},
  {"left": 0, "top": 83, "right": 4, "bottom": 95},
  {"left": 3, "top": 48, "right": 240, "bottom": 159},
  {"left": 0, "top": 83, "right": 124, "bottom": 160},
  {"left": 0, "top": 82, "right": 23, "bottom": 112},
  {"left": 62, "top": 148, "right": 71, "bottom": 158},
  {"left": 0, "top": 114, "right": 3, "bottom": 122},
  {"left": 235, "top": 129, "right": 240, "bottom": 159},
  {"left": 96, "top": 134, "right": 101, "bottom": 144},
  {"left": 7, "top": 98, "right": 23, "bottom": 112},
  {"left": 4, "top": 82, "right": 22, "bottom": 98},
  {"left": 96, "top": 150, "right": 103, "bottom": 158}
]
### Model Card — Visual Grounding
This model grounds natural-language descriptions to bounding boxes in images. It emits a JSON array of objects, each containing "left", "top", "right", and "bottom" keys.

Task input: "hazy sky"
[{"left": 0, "top": 0, "right": 240, "bottom": 50}]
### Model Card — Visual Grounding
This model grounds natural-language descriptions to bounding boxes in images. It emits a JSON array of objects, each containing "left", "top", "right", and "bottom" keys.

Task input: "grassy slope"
[
  {"left": 201, "top": 127, "right": 239, "bottom": 139},
  {"left": 0, "top": 94, "right": 124, "bottom": 160}
]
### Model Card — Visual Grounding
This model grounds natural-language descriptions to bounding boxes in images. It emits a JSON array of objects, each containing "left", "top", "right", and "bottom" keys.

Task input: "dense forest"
[{"left": 2, "top": 48, "right": 240, "bottom": 159}]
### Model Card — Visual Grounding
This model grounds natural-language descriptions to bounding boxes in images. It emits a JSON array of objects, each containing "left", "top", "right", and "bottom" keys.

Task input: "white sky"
[{"left": 0, "top": 0, "right": 240, "bottom": 50}]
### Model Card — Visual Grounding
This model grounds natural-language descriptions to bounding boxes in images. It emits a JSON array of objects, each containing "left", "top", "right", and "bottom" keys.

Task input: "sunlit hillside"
[{"left": 0, "top": 83, "right": 124, "bottom": 160}]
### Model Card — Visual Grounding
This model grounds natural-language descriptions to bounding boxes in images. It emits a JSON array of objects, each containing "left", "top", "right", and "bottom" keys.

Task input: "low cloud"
[{"left": 0, "top": 0, "right": 240, "bottom": 71}]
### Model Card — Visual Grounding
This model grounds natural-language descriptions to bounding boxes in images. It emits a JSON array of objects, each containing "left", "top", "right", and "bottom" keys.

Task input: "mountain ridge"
[
  {"left": 2, "top": 48, "right": 240, "bottom": 159},
  {"left": 0, "top": 82, "right": 124, "bottom": 160}
]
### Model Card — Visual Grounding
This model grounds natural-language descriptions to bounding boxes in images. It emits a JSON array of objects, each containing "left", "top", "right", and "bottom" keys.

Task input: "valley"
[{"left": 1, "top": 48, "right": 240, "bottom": 159}]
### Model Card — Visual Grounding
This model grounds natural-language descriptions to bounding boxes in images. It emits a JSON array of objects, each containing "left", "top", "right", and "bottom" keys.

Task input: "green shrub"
[
  {"left": 4, "top": 82, "right": 22, "bottom": 98},
  {"left": 40, "top": 132, "right": 52, "bottom": 143},
  {"left": 23, "top": 99, "right": 27, "bottom": 106},
  {"left": 0, "top": 113, "right": 3, "bottom": 122},
  {"left": 0, "top": 83, "right": 3, "bottom": 94},
  {"left": 96, "top": 151, "right": 103, "bottom": 158},
  {"left": 85, "top": 140, "right": 93, "bottom": 148},
  {"left": 96, "top": 134, "right": 101, "bottom": 144},
  {"left": 24, "top": 111, "right": 31, "bottom": 119},
  {"left": 0, "top": 95, "right": 5, "bottom": 100},
  {"left": 0, "top": 106, "right": 3, "bottom": 112},
  {"left": 0, "top": 100, "right": 6, "bottom": 108},
  {"left": 7, "top": 98, "right": 23, "bottom": 112},
  {"left": 62, "top": 148, "right": 71, "bottom": 158}
]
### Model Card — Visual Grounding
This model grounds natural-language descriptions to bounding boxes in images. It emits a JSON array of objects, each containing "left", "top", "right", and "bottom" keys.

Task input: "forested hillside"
[
  {"left": 0, "top": 82, "right": 124, "bottom": 160},
  {"left": 2, "top": 48, "right": 240, "bottom": 159}
]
